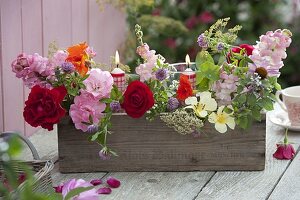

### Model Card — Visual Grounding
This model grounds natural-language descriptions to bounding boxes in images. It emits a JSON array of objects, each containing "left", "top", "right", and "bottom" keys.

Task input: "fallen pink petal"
[
  {"left": 53, "top": 185, "right": 63, "bottom": 193},
  {"left": 97, "top": 187, "right": 112, "bottom": 194},
  {"left": 90, "top": 179, "right": 102, "bottom": 186},
  {"left": 106, "top": 177, "right": 121, "bottom": 188},
  {"left": 273, "top": 144, "right": 296, "bottom": 160}
]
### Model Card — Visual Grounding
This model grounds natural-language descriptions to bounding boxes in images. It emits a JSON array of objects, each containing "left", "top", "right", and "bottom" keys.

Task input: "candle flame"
[
  {"left": 115, "top": 50, "right": 120, "bottom": 65},
  {"left": 185, "top": 54, "right": 191, "bottom": 67}
]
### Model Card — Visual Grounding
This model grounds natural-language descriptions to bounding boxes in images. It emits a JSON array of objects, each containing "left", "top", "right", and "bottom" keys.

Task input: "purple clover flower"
[
  {"left": 155, "top": 68, "right": 168, "bottom": 81},
  {"left": 217, "top": 43, "right": 224, "bottom": 51},
  {"left": 87, "top": 124, "right": 98, "bottom": 134},
  {"left": 61, "top": 62, "right": 75, "bottom": 73},
  {"left": 167, "top": 97, "right": 180, "bottom": 111},
  {"left": 99, "top": 148, "right": 111, "bottom": 160},
  {"left": 110, "top": 101, "right": 121, "bottom": 112},
  {"left": 197, "top": 33, "right": 208, "bottom": 48}
]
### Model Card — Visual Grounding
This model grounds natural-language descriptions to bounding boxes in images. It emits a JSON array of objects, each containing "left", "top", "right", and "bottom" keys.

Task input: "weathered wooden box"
[{"left": 58, "top": 115, "right": 266, "bottom": 173}]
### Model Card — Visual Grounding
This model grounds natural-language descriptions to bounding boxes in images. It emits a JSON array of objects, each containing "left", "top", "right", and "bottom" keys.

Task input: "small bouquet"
[{"left": 11, "top": 18, "right": 292, "bottom": 159}]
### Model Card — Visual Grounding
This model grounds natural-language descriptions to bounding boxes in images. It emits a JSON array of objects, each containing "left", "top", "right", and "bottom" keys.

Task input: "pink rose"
[
  {"left": 11, "top": 53, "right": 32, "bottom": 78},
  {"left": 273, "top": 143, "right": 295, "bottom": 160},
  {"left": 83, "top": 68, "right": 113, "bottom": 100},
  {"left": 61, "top": 179, "right": 99, "bottom": 200},
  {"left": 69, "top": 93, "right": 106, "bottom": 132}
]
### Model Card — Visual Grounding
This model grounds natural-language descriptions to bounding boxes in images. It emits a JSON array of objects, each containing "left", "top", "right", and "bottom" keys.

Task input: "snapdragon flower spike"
[
  {"left": 106, "top": 177, "right": 121, "bottom": 188},
  {"left": 97, "top": 187, "right": 112, "bottom": 194}
]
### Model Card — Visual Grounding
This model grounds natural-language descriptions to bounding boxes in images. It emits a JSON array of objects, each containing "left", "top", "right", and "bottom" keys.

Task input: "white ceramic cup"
[{"left": 276, "top": 86, "right": 300, "bottom": 126}]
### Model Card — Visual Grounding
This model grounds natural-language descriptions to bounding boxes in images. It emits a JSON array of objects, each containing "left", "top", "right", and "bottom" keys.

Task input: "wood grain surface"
[{"left": 58, "top": 115, "right": 266, "bottom": 172}]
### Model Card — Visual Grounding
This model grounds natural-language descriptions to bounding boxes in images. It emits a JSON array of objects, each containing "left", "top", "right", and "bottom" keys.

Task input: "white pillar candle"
[
  {"left": 111, "top": 51, "right": 126, "bottom": 92},
  {"left": 182, "top": 54, "right": 196, "bottom": 89}
]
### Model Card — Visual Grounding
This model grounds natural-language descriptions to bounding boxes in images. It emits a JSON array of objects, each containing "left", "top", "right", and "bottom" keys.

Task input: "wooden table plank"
[
  {"left": 195, "top": 115, "right": 300, "bottom": 200},
  {"left": 268, "top": 138, "right": 300, "bottom": 200},
  {"left": 100, "top": 172, "right": 215, "bottom": 200}
]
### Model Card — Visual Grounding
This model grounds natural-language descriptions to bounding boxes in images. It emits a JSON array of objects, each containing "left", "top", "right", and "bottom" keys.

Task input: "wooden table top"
[{"left": 25, "top": 104, "right": 300, "bottom": 200}]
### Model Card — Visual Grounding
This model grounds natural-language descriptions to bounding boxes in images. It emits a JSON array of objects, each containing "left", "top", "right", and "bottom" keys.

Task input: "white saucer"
[{"left": 269, "top": 111, "right": 300, "bottom": 132}]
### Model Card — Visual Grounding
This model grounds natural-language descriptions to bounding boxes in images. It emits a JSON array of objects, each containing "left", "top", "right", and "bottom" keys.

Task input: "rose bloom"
[
  {"left": 273, "top": 144, "right": 295, "bottom": 160},
  {"left": 23, "top": 85, "right": 67, "bottom": 131},
  {"left": 82, "top": 68, "right": 114, "bottom": 100},
  {"left": 228, "top": 44, "right": 254, "bottom": 63},
  {"left": 69, "top": 93, "right": 106, "bottom": 132},
  {"left": 121, "top": 80, "right": 155, "bottom": 118},
  {"left": 176, "top": 75, "right": 193, "bottom": 101},
  {"left": 66, "top": 42, "right": 89, "bottom": 76}
]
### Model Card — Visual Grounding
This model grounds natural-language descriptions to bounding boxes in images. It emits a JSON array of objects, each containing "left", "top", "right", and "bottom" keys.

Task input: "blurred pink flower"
[
  {"left": 198, "top": 11, "right": 214, "bottom": 24},
  {"left": 52, "top": 50, "right": 68, "bottom": 67},
  {"left": 273, "top": 144, "right": 295, "bottom": 160},
  {"left": 70, "top": 93, "right": 106, "bottom": 132},
  {"left": 136, "top": 43, "right": 150, "bottom": 59},
  {"left": 185, "top": 16, "right": 198, "bottom": 29},
  {"left": 61, "top": 179, "right": 99, "bottom": 200},
  {"left": 90, "top": 179, "right": 102, "bottom": 186},
  {"left": 86, "top": 46, "right": 97, "bottom": 58},
  {"left": 164, "top": 38, "right": 177, "bottom": 49},
  {"left": 11, "top": 53, "right": 32, "bottom": 78},
  {"left": 135, "top": 63, "right": 153, "bottom": 82},
  {"left": 83, "top": 68, "right": 114, "bottom": 99},
  {"left": 152, "top": 8, "right": 161, "bottom": 16},
  {"left": 97, "top": 187, "right": 112, "bottom": 194}
]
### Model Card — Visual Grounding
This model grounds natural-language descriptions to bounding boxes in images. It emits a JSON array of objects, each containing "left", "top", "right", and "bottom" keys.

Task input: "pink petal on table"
[
  {"left": 53, "top": 185, "right": 63, "bottom": 193},
  {"left": 90, "top": 179, "right": 102, "bottom": 186},
  {"left": 97, "top": 187, "right": 112, "bottom": 194},
  {"left": 106, "top": 177, "right": 121, "bottom": 188}
]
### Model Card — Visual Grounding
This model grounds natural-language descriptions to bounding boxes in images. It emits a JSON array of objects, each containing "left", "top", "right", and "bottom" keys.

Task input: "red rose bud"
[
  {"left": 227, "top": 44, "right": 254, "bottom": 63},
  {"left": 23, "top": 85, "right": 67, "bottom": 131},
  {"left": 97, "top": 187, "right": 112, "bottom": 194},
  {"left": 121, "top": 81, "right": 154, "bottom": 118},
  {"left": 90, "top": 179, "right": 102, "bottom": 186},
  {"left": 106, "top": 177, "right": 121, "bottom": 188},
  {"left": 273, "top": 144, "right": 295, "bottom": 160}
]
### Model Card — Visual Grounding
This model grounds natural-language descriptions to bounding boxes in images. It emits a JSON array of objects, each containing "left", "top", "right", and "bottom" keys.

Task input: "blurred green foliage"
[{"left": 121, "top": 0, "right": 300, "bottom": 87}]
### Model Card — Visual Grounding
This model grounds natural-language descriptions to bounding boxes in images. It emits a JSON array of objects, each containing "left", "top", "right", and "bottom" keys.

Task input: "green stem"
[{"left": 284, "top": 128, "right": 289, "bottom": 144}]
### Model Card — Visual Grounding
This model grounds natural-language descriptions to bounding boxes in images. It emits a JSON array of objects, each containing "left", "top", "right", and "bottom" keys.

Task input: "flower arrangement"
[{"left": 11, "top": 18, "right": 292, "bottom": 159}]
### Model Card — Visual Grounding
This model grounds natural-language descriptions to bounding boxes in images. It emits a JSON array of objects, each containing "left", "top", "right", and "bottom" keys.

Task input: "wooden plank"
[
  {"left": 88, "top": 1, "right": 126, "bottom": 64},
  {"left": 267, "top": 134, "right": 300, "bottom": 200},
  {"left": 21, "top": 0, "right": 43, "bottom": 136},
  {"left": 42, "top": 0, "right": 72, "bottom": 53},
  {"left": 58, "top": 115, "right": 265, "bottom": 172},
  {"left": 0, "top": 0, "right": 25, "bottom": 134},
  {"left": 195, "top": 114, "right": 300, "bottom": 200},
  {"left": 0, "top": 0, "right": 4, "bottom": 133},
  {"left": 71, "top": 0, "right": 88, "bottom": 43},
  {"left": 101, "top": 172, "right": 215, "bottom": 200}
]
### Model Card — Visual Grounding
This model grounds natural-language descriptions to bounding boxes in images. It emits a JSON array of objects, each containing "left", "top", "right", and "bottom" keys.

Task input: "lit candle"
[
  {"left": 182, "top": 54, "right": 196, "bottom": 89},
  {"left": 111, "top": 51, "right": 126, "bottom": 92}
]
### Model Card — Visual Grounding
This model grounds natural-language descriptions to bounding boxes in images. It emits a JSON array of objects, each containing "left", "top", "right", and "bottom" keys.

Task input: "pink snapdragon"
[
  {"left": 249, "top": 29, "right": 292, "bottom": 77},
  {"left": 135, "top": 43, "right": 158, "bottom": 82},
  {"left": 212, "top": 71, "right": 238, "bottom": 105},
  {"left": 82, "top": 68, "right": 114, "bottom": 100},
  {"left": 61, "top": 179, "right": 99, "bottom": 200},
  {"left": 86, "top": 46, "right": 97, "bottom": 58},
  {"left": 69, "top": 93, "right": 106, "bottom": 132}
]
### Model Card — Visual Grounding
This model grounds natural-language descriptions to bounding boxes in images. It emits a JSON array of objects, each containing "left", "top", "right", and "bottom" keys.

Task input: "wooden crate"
[{"left": 58, "top": 115, "right": 266, "bottom": 173}]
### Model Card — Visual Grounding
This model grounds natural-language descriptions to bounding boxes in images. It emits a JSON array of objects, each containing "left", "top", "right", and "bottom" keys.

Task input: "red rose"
[
  {"left": 228, "top": 44, "right": 254, "bottom": 62},
  {"left": 121, "top": 81, "right": 154, "bottom": 118},
  {"left": 23, "top": 85, "right": 67, "bottom": 131},
  {"left": 273, "top": 143, "right": 295, "bottom": 160}
]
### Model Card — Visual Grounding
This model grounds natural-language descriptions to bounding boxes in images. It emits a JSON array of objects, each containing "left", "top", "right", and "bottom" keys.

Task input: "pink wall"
[{"left": 0, "top": 0, "right": 127, "bottom": 136}]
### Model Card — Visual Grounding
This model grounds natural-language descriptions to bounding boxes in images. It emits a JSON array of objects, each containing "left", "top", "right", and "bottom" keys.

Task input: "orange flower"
[
  {"left": 176, "top": 75, "right": 193, "bottom": 101},
  {"left": 66, "top": 42, "right": 89, "bottom": 76}
]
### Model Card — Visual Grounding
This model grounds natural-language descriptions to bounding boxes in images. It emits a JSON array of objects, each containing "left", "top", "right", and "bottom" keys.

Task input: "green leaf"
[
  {"left": 252, "top": 108, "right": 262, "bottom": 121},
  {"left": 65, "top": 186, "right": 94, "bottom": 200},
  {"left": 217, "top": 55, "right": 226, "bottom": 65},
  {"left": 196, "top": 51, "right": 214, "bottom": 69},
  {"left": 237, "top": 115, "right": 249, "bottom": 129},
  {"left": 196, "top": 77, "right": 210, "bottom": 92},
  {"left": 247, "top": 93, "right": 257, "bottom": 105},
  {"left": 258, "top": 98, "right": 274, "bottom": 111},
  {"left": 235, "top": 94, "right": 246, "bottom": 104},
  {"left": 198, "top": 61, "right": 220, "bottom": 81},
  {"left": 101, "top": 98, "right": 113, "bottom": 103}
]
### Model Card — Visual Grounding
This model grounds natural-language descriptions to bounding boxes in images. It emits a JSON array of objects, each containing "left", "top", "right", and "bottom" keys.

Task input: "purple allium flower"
[
  {"left": 110, "top": 101, "right": 121, "bottom": 112},
  {"left": 197, "top": 33, "right": 208, "bottom": 48},
  {"left": 87, "top": 124, "right": 99, "bottom": 134},
  {"left": 99, "top": 148, "right": 111, "bottom": 160},
  {"left": 155, "top": 68, "right": 168, "bottom": 81},
  {"left": 61, "top": 62, "right": 75, "bottom": 73},
  {"left": 217, "top": 43, "right": 224, "bottom": 51},
  {"left": 167, "top": 97, "right": 180, "bottom": 111}
]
